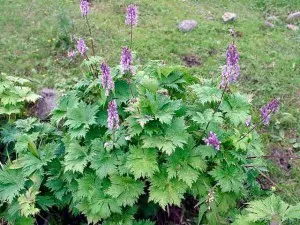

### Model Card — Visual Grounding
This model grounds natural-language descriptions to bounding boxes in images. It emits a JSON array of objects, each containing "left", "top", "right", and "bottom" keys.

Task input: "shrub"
[{"left": 0, "top": 61, "right": 271, "bottom": 224}]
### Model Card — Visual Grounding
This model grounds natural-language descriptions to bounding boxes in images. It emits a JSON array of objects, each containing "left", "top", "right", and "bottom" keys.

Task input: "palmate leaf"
[
  {"left": 220, "top": 93, "right": 250, "bottom": 126},
  {"left": 51, "top": 91, "right": 79, "bottom": 124},
  {"left": 14, "top": 86, "right": 40, "bottom": 103},
  {"left": 107, "top": 175, "right": 145, "bottom": 207},
  {"left": 75, "top": 173, "right": 122, "bottom": 223},
  {"left": 89, "top": 149, "right": 119, "bottom": 179},
  {"left": 167, "top": 138, "right": 207, "bottom": 186},
  {"left": 149, "top": 172, "right": 187, "bottom": 209},
  {"left": 191, "top": 84, "right": 222, "bottom": 104},
  {"left": 141, "top": 92, "right": 182, "bottom": 125},
  {"left": 149, "top": 169, "right": 187, "bottom": 208},
  {"left": 209, "top": 165, "right": 247, "bottom": 193},
  {"left": 64, "top": 101, "right": 98, "bottom": 139},
  {"left": 246, "top": 195, "right": 289, "bottom": 222},
  {"left": 142, "top": 117, "right": 189, "bottom": 155},
  {"left": 63, "top": 142, "right": 89, "bottom": 173},
  {"left": 126, "top": 146, "right": 159, "bottom": 179},
  {"left": 0, "top": 168, "right": 26, "bottom": 203}
]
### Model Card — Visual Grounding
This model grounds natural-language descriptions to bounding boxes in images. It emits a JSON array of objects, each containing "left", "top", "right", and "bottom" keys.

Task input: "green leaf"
[
  {"left": 64, "top": 101, "right": 98, "bottom": 139},
  {"left": 196, "top": 145, "right": 217, "bottom": 159},
  {"left": 18, "top": 187, "right": 40, "bottom": 217},
  {"left": 126, "top": 146, "right": 159, "bottom": 179},
  {"left": 63, "top": 142, "right": 89, "bottom": 173},
  {"left": 149, "top": 169, "right": 187, "bottom": 208},
  {"left": 167, "top": 138, "right": 207, "bottom": 186},
  {"left": 142, "top": 117, "right": 189, "bottom": 155},
  {"left": 246, "top": 195, "right": 289, "bottom": 222},
  {"left": 0, "top": 168, "right": 26, "bottom": 203},
  {"left": 191, "top": 85, "right": 222, "bottom": 104},
  {"left": 75, "top": 175, "right": 122, "bottom": 223},
  {"left": 210, "top": 165, "right": 247, "bottom": 193},
  {"left": 90, "top": 149, "right": 119, "bottom": 179},
  {"left": 107, "top": 175, "right": 145, "bottom": 207}
]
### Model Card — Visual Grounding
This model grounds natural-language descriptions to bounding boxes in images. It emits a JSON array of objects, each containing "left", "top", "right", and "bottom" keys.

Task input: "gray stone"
[
  {"left": 264, "top": 21, "right": 275, "bottom": 28},
  {"left": 178, "top": 20, "right": 198, "bottom": 32},
  {"left": 287, "top": 12, "right": 300, "bottom": 21},
  {"left": 36, "top": 88, "right": 56, "bottom": 120},
  {"left": 222, "top": 12, "right": 237, "bottom": 22},
  {"left": 286, "top": 24, "right": 299, "bottom": 31}
]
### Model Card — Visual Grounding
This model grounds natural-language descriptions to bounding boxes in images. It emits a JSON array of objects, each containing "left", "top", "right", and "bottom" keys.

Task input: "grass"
[{"left": 0, "top": 0, "right": 300, "bottom": 202}]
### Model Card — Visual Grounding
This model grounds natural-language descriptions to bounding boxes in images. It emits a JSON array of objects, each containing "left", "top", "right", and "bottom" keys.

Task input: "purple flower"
[
  {"left": 246, "top": 116, "right": 252, "bottom": 127},
  {"left": 203, "top": 131, "right": 221, "bottom": 151},
  {"left": 260, "top": 99, "right": 280, "bottom": 125},
  {"left": 220, "top": 44, "right": 240, "bottom": 88},
  {"left": 77, "top": 38, "right": 88, "bottom": 55},
  {"left": 80, "top": 0, "right": 89, "bottom": 17},
  {"left": 126, "top": 4, "right": 138, "bottom": 27},
  {"left": 101, "top": 62, "right": 114, "bottom": 96},
  {"left": 120, "top": 46, "right": 134, "bottom": 74},
  {"left": 245, "top": 116, "right": 252, "bottom": 127},
  {"left": 67, "top": 50, "right": 77, "bottom": 59},
  {"left": 107, "top": 100, "right": 120, "bottom": 130}
]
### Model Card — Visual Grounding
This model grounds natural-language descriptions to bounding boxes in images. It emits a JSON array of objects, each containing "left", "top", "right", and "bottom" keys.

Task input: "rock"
[
  {"left": 287, "top": 12, "right": 300, "bottom": 21},
  {"left": 264, "top": 21, "right": 275, "bottom": 28},
  {"left": 36, "top": 88, "right": 56, "bottom": 120},
  {"left": 178, "top": 20, "right": 198, "bottom": 32},
  {"left": 222, "top": 12, "right": 236, "bottom": 22},
  {"left": 286, "top": 24, "right": 299, "bottom": 31}
]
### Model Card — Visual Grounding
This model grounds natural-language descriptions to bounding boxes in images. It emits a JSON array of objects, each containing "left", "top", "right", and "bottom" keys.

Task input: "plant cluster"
[{"left": 0, "top": 1, "right": 299, "bottom": 225}]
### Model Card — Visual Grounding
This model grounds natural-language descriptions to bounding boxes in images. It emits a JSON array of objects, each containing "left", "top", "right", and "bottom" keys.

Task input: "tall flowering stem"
[
  {"left": 101, "top": 62, "right": 114, "bottom": 96},
  {"left": 80, "top": 0, "right": 95, "bottom": 56},
  {"left": 126, "top": 4, "right": 138, "bottom": 48},
  {"left": 107, "top": 100, "right": 120, "bottom": 130}
]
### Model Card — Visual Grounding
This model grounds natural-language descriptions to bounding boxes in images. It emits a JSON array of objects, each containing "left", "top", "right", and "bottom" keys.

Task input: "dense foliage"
[{"left": 1, "top": 61, "right": 298, "bottom": 224}]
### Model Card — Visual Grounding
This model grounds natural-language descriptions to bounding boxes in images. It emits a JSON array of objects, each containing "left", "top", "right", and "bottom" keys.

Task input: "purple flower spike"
[
  {"left": 77, "top": 38, "right": 88, "bottom": 55},
  {"left": 203, "top": 131, "right": 221, "bottom": 151},
  {"left": 120, "top": 46, "right": 134, "bottom": 74},
  {"left": 245, "top": 116, "right": 252, "bottom": 127},
  {"left": 126, "top": 4, "right": 138, "bottom": 27},
  {"left": 107, "top": 100, "right": 120, "bottom": 130},
  {"left": 220, "top": 44, "right": 240, "bottom": 89},
  {"left": 80, "top": 0, "right": 89, "bottom": 17},
  {"left": 260, "top": 99, "right": 280, "bottom": 125},
  {"left": 101, "top": 62, "right": 114, "bottom": 96}
]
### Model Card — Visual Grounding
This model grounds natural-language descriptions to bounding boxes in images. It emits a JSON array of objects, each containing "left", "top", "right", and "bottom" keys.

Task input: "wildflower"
[
  {"left": 203, "top": 131, "right": 221, "bottom": 151},
  {"left": 80, "top": 0, "right": 89, "bottom": 17},
  {"left": 77, "top": 38, "right": 88, "bottom": 55},
  {"left": 126, "top": 4, "right": 138, "bottom": 27},
  {"left": 101, "top": 62, "right": 114, "bottom": 96},
  {"left": 120, "top": 46, "right": 134, "bottom": 74},
  {"left": 67, "top": 50, "right": 77, "bottom": 60},
  {"left": 220, "top": 44, "right": 240, "bottom": 88},
  {"left": 245, "top": 116, "right": 251, "bottom": 127},
  {"left": 107, "top": 100, "right": 119, "bottom": 130},
  {"left": 260, "top": 98, "right": 280, "bottom": 125}
]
